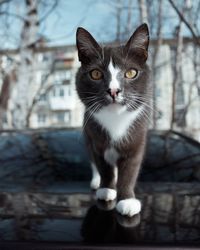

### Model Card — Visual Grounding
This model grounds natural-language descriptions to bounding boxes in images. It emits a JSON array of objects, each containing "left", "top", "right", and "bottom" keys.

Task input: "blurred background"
[
  {"left": 0, "top": 1, "right": 199, "bottom": 245},
  {"left": 0, "top": 0, "right": 199, "bottom": 141}
]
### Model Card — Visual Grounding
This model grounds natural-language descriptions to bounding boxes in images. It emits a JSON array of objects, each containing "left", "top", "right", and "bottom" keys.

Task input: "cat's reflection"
[{"left": 81, "top": 201, "right": 140, "bottom": 244}]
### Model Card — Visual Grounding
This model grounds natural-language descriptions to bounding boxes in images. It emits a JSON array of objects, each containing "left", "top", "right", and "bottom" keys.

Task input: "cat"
[{"left": 76, "top": 23, "right": 152, "bottom": 217}]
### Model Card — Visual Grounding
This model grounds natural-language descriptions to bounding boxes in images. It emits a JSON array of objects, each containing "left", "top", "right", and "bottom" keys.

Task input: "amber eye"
[
  {"left": 125, "top": 69, "right": 138, "bottom": 79},
  {"left": 90, "top": 69, "right": 103, "bottom": 80}
]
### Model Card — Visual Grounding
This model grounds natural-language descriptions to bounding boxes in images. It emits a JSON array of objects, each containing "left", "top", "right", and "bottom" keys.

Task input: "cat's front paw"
[
  {"left": 96, "top": 188, "right": 117, "bottom": 201},
  {"left": 116, "top": 198, "right": 141, "bottom": 217}
]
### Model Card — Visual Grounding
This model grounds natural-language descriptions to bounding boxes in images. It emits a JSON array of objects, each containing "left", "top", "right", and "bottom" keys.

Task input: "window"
[
  {"left": 55, "top": 111, "right": 70, "bottom": 123},
  {"left": 65, "top": 70, "right": 71, "bottom": 80},
  {"left": 54, "top": 70, "right": 72, "bottom": 84},
  {"left": 63, "top": 79, "right": 70, "bottom": 85},
  {"left": 59, "top": 88, "right": 64, "bottom": 97},
  {"left": 38, "top": 114, "right": 46, "bottom": 123},
  {"left": 42, "top": 54, "right": 49, "bottom": 62},
  {"left": 54, "top": 58, "right": 74, "bottom": 69},
  {"left": 52, "top": 88, "right": 56, "bottom": 97},
  {"left": 57, "top": 112, "right": 65, "bottom": 122},
  {"left": 38, "top": 94, "right": 47, "bottom": 102},
  {"left": 175, "top": 108, "right": 186, "bottom": 127},
  {"left": 41, "top": 73, "right": 48, "bottom": 84},
  {"left": 38, "top": 53, "right": 50, "bottom": 62},
  {"left": 51, "top": 86, "right": 65, "bottom": 97}
]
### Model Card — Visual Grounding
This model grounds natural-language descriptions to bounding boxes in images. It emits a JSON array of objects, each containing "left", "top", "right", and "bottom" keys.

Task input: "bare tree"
[
  {"left": 0, "top": 0, "right": 59, "bottom": 129},
  {"left": 170, "top": 20, "right": 183, "bottom": 129},
  {"left": 169, "top": 0, "right": 200, "bottom": 46},
  {"left": 148, "top": 0, "right": 163, "bottom": 128},
  {"left": 10, "top": 0, "right": 39, "bottom": 129},
  {"left": 138, "top": 0, "right": 148, "bottom": 24}
]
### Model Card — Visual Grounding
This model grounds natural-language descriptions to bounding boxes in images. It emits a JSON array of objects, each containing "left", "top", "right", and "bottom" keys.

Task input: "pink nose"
[{"left": 107, "top": 88, "right": 121, "bottom": 98}]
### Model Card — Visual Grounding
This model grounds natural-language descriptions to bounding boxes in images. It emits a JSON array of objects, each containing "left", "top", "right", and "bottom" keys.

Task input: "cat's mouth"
[
  {"left": 106, "top": 93, "right": 124, "bottom": 105},
  {"left": 108, "top": 97, "right": 124, "bottom": 106}
]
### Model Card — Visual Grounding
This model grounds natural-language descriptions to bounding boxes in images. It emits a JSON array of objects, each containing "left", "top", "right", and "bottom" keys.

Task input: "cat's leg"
[
  {"left": 90, "top": 162, "right": 101, "bottom": 190},
  {"left": 94, "top": 154, "right": 117, "bottom": 201},
  {"left": 116, "top": 152, "right": 143, "bottom": 217}
]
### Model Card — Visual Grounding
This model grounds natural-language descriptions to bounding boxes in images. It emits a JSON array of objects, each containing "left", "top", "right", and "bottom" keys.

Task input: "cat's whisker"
[
  {"left": 140, "top": 109, "right": 153, "bottom": 125},
  {"left": 130, "top": 99, "right": 158, "bottom": 115},
  {"left": 126, "top": 101, "right": 153, "bottom": 125},
  {"left": 125, "top": 93, "right": 154, "bottom": 101},
  {"left": 83, "top": 103, "right": 99, "bottom": 130},
  {"left": 125, "top": 95, "right": 158, "bottom": 115},
  {"left": 78, "top": 91, "right": 100, "bottom": 95},
  {"left": 83, "top": 99, "right": 104, "bottom": 130}
]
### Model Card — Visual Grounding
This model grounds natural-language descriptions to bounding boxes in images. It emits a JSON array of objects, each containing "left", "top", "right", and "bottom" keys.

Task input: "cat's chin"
[{"left": 106, "top": 103, "right": 127, "bottom": 114}]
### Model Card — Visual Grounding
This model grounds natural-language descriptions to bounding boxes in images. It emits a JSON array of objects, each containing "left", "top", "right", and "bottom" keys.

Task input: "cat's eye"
[
  {"left": 125, "top": 69, "right": 138, "bottom": 79},
  {"left": 90, "top": 69, "right": 103, "bottom": 80}
]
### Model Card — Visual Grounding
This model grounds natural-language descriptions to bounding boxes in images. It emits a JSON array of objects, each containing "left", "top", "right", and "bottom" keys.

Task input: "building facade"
[
  {"left": 28, "top": 45, "right": 84, "bottom": 128},
  {"left": 0, "top": 39, "right": 199, "bottom": 141}
]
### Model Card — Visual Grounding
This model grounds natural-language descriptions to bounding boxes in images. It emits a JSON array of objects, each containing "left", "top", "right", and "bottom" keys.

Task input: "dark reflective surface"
[
  {"left": 0, "top": 129, "right": 199, "bottom": 246},
  {"left": 82, "top": 203, "right": 141, "bottom": 244}
]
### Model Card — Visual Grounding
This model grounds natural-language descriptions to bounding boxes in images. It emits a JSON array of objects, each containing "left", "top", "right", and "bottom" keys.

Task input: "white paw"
[
  {"left": 96, "top": 188, "right": 117, "bottom": 201},
  {"left": 116, "top": 198, "right": 141, "bottom": 217},
  {"left": 90, "top": 176, "right": 100, "bottom": 190}
]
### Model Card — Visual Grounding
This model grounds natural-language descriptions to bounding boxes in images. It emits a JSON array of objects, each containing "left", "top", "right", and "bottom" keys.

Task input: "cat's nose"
[{"left": 107, "top": 88, "right": 121, "bottom": 98}]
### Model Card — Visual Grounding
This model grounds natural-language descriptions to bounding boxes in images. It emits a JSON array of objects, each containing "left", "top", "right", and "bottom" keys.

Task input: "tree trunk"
[
  {"left": 138, "top": 0, "right": 148, "bottom": 24},
  {"left": 11, "top": 0, "right": 39, "bottom": 129},
  {"left": 151, "top": 0, "right": 163, "bottom": 129},
  {"left": 115, "top": 0, "right": 122, "bottom": 42}
]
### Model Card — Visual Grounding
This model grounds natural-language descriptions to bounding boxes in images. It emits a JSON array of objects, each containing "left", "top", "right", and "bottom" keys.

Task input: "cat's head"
[{"left": 76, "top": 24, "right": 151, "bottom": 113}]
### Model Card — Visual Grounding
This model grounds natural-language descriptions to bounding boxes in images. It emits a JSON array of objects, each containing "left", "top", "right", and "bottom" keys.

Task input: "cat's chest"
[{"left": 93, "top": 104, "right": 143, "bottom": 142}]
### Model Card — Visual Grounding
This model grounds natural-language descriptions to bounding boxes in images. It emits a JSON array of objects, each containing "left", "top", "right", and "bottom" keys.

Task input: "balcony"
[
  {"left": 49, "top": 96, "right": 75, "bottom": 110},
  {"left": 54, "top": 58, "right": 74, "bottom": 70}
]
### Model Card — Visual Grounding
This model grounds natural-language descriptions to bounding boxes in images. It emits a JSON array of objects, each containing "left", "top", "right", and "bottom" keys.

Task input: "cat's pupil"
[
  {"left": 90, "top": 69, "right": 102, "bottom": 80},
  {"left": 125, "top": 69, "right": 137, "bottom": 79}
]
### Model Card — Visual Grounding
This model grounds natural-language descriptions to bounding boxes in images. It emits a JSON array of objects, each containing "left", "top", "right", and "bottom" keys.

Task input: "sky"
[
  {"left": 39, "top": 0, "right": 181, "bottom": 46},
  {"left": 0, "top": 0, "right": 197, "bottom": 49},
  {"left": 0, "top": 0, "right": 118, "bottom": 49},
  {"left": 40, "top": 0, "right": 114, "bottom": 46}
]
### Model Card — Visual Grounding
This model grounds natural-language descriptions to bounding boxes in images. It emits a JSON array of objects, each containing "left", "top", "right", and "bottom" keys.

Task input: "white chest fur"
[{"left": 93, "top": 104, "right": 144, "bottom": 142}]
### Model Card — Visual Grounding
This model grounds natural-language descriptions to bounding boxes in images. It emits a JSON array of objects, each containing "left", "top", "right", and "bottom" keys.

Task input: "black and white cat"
[{"left": 76, "top": 24, "right": 152, "bottom": 217}]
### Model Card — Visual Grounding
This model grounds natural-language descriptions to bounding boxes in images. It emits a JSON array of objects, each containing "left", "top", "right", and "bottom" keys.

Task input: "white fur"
[
  {"left": 108, "top": 61, "right": 120, "bottom": 90},
  {"left": 116, "top": 198, "right": 141, "bottom": 217},
  {"left": 94, "top": 104, "right": 144, "bottom": 141},
  {"left": 90, "top": 162, "right": 101, "bottom": 189},
  {"left": 114, "top": 166, "right": 118, "bottom": 185},
  {"left": 104, "top": 147, "right": 119, "bottom": 166},
  {"left": 96, "top": 188, "right": 117, "bottom": 201}
]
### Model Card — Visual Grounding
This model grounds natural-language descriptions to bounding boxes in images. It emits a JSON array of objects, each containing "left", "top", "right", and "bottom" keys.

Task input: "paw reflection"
[
  {"left": 96, "top": 199, "right": 116, "bottom": 211},
  {"left": 116, "top": 212, "right": 141, "bottom": 227},
  {"left": 81, "top": 204, "right": 140, "bottom": 244}
]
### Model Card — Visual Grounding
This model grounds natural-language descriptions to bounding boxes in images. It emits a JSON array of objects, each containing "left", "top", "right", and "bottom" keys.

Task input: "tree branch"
[
  {"left": 39, "top": 0, "right": 59, "bottom": 23},
  {"left": 168, "top": 0, "right": 200, "bottom": 46}
]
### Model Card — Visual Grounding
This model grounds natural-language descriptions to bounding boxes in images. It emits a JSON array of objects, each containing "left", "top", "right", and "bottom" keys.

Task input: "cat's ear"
[
  {"left": 76, "top": 27, "right": 102, "bottom": 63},
  {"left": 124, "top": 23, "right": 149, "bottom": 61}
]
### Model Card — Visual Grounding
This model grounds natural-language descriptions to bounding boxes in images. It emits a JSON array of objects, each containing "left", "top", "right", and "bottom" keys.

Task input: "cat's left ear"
[{"left": 124, "top": 23, "right": 149, "bottom": 61}]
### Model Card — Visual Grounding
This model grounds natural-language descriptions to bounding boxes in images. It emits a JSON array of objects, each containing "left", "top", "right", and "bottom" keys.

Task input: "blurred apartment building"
[
  {"left": 0, "top": 44, "right": 84, "bottom": 129},
  {"left": 0, "top": 39, "right": 199, "bottom": 141},
  {"left": 28, "top": 45, "right": 84, "bottom": 128},
  {"left": 150, "top": 39, "right": 200, "bottom": 141}
]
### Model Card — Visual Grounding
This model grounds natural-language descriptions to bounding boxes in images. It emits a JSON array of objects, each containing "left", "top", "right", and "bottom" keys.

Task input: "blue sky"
[
  {"left": 40, "top": 0, "right": 118, "bottom": 46},
  {"left": 0, "top": 0, "right": 197, "bottom": 49}
]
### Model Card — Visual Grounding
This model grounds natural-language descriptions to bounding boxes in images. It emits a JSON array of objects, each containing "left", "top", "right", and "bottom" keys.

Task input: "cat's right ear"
[{"left": 76, "top": 27, "right": 102, "bottom": 63}]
